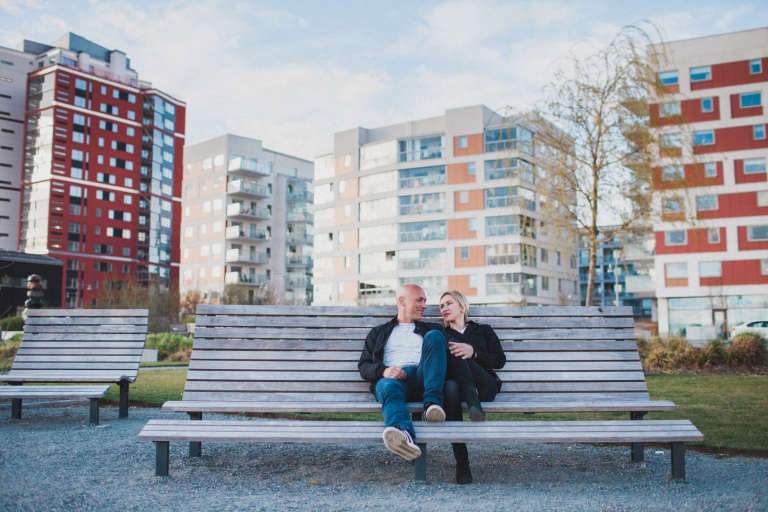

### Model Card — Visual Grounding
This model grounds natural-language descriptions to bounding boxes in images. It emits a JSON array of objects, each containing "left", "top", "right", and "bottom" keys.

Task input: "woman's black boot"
[
  {"left": 453, "top": 443, "right": 473, "bottom": 484},
  {"left": 465, "top": 388, "right": 486, "bottom": 422}
]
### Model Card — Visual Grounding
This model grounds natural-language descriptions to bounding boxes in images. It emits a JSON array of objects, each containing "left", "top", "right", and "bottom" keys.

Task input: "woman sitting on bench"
[{"left": 440, "top": 290, "right": 506, "bottom": 483}]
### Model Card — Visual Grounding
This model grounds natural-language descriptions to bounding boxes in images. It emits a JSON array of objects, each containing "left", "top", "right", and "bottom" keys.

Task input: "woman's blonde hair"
[{"left": 439, "top": 290, "right": 470, "bottom": 326}]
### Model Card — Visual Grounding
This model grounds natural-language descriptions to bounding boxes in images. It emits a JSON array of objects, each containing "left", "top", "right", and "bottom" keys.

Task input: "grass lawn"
[
  {"left": 139, "top": 361, "right": 189, "bottom": 368},
  {"left": 109, "top": 370, "right": 768, "bottom": 454}
]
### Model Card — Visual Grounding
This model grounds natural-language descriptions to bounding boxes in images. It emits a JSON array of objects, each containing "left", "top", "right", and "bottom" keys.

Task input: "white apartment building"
[
  {"left": 312, "top": 105, "right": 579, "bottom": 306},
  {"left": 651, "top": 28, "right": 768, "bottom": 339},
  {"left": 181, "top": 134, "right": 313, "bottom": 304}
]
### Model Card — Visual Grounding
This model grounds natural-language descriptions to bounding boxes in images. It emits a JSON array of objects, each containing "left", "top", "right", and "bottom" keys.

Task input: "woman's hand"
[
  {"left": 448, "top": 341, "right": 474, "bottom": 360},
  {"left": 383, "top": 366, "right": 406, "bottom": 380}
]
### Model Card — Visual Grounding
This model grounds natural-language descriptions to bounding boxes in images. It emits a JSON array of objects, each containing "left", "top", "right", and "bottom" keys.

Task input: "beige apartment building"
[
  {"left": 312, "top": 105, "right": 579, "bottom": 306},
  {"left": 181, "top": 134, "right": 313, "bottom": 304}
]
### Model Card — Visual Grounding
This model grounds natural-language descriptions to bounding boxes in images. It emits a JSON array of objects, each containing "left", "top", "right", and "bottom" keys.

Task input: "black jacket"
[
  {"left": 443, "top": 321, "right": 506, "bottom": 385},
  {"left": 357, "top": 316, "right": 443, "bottom": 394}
]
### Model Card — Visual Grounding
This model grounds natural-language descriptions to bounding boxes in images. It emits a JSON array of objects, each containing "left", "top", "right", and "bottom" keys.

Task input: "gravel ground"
[{"left": 1, "top": 401, "right": 766, "bottom": 511}]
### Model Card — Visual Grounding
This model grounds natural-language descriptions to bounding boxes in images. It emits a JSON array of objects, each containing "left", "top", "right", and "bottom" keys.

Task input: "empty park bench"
[
  {"left": 0, "top": 309, "right": 149, "bottom": 424},
  {"left": 139, "top": 305, "right": 702, "bottom": 480}
]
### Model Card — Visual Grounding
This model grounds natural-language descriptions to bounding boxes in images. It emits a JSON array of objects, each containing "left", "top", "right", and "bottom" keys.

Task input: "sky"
[{"left": 1, "top": 0, "right": 767, "bottom": 160}]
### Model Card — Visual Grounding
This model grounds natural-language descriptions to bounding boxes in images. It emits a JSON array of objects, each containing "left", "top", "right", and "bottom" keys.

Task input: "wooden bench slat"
[
  {"left": 20, "top": 340, "right": 146, "bottom": 348},
  {"left": 196, "top": 305, "right": 633, "bottom": 317},
  {"left": 181, "top": 391, "right": 377, "bottom": 402},
  {"left": 17, "top": 348, "right": 145, "bottom": 356},
  {"left": 502, "top": 381, "right": 648, "bottom": 392},
  {"left": 26, "top": 317, "right": 149, "bottom": 326},
  {"left": 13, "top": 356, "right": 143, "bottom": 363},
  {"left": 194, "top": 316, "right": 634, "bottom": 329},
  {"left": 0, "top": 385, "right": 111, "bottom": 399},
  {"left": 24, "top": 326, "right": 149, "bottom": 334},
  {"left": 26, "top": 309, "right": 149, "bottom": 317},
  {"left": 3, "top": 371, "right": 138, "bottom": 379}
]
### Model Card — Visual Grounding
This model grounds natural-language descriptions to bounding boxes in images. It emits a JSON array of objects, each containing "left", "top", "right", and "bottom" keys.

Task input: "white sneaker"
[
  {"left": 382, "top": 427, "right": 421, "bottom": 460},
  {"left": 424, "top": 403, "right": 446, "bottom": 422}
]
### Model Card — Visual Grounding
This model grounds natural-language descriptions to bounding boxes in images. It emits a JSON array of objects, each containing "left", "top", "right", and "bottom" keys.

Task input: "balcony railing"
[
  {"left": 226, "top": 203, "right": 271, "bottom": 220},
  {"left": 287, "top": 190, "right": 314, "bottom": 202},
  {"left": 226, "top": 249, "right": 269, "bottom": 264},
  {"left": 227, "top": 157, "right": 272, "bottom": 177},
  {"left": 286, "top": 255, "right": 313, "bottom": 267},
  {"left": 286, "top": 234, "right": 313, "bottom": 245},
  {"left": 227, "top": 181, "right": 270, "bottom": 198},
  {"left": 225, "top": 225, "right": 270, "bottom": 242},
  {"left": 285, "top": 276, "right": 312, "bottom": 288},
  {"left": 286, "top": 211, "right": 314, "bottom": 223},
  {"left": 225, "top": 271, "right": 268, "bottom": 286}
]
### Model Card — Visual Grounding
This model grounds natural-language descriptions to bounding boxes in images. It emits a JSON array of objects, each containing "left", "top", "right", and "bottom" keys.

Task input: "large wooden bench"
[
  {"left": 0, "top": 309, "right": 149, "bottom": 424},
  {"left": 141, "top": 305, "right": 702, "bottom": 480}
]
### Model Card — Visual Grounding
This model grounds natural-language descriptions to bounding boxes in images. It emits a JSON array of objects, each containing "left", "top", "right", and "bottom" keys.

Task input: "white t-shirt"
[{"left": 383, "top": 323, "right": 423, "bottom": 368}]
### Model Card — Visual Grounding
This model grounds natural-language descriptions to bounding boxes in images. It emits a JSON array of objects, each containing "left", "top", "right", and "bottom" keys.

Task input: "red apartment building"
[
  {"left": 651, "top": 28, "right": 768, "bottom": 340},
  {"left": 13, "top": 34, "right": 185, "bottom": 308}
]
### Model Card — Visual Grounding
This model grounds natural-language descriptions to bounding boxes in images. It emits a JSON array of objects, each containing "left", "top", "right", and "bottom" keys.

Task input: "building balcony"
[
  {"left": 226, "top": 203, "right": 271, "bottom": 220},
  {"left": 286, "top": 211, "right": 314, "bottom": 223},
  {"left": 227, "top": 180, "right": 270, "bottom": 199},
  {"left": 285, "top": 276, "right": 312, "bottom": 288},
  {"left": 226, "top": 249, "right": 269, "bottom": 265},
  {"left": 225, "top": 271, "right": 268, "bottom": 286},
  {"left": 225, "top": 225, "right": 270, "bottom": 243},
  {"left": 286, "top": 234, "right": 313, "bottom": 245},
  {"left": 286, "top": 255, "right": 312, "bottom": 267},
  {"left": 287, "top": 190, "right": 314, "bottom": 202},
  {"left": 227, "top": 157, "right": 272, "bottom": 178}
]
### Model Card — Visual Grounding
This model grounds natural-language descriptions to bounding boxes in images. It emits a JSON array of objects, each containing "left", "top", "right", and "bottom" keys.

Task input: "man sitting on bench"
[{"left": 358, "top": 283, "right": 447, "bottom": 460}]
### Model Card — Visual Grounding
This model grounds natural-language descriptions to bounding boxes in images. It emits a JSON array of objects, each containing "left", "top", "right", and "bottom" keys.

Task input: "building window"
[
  {"left": 744, "top": 157, "right": 766, "bottom": 174},
  {"left": 658, "top": 70, "right": 678, "bottom": 85},
  {"left": 740, "top": 92, "right": 762, "bottom": 108},
  {"left": 665, "top": 230, "right": 687, "bottom": 246},
  {"left": 459, "top": 190, "right": 469, "bottom": 204},
  {"left": 541, "top": 248, "right": 548, "bottom": 263},
  {"left": 660, "top": 133, "right": 682, "bottom": 150},
  {"left": 708, "top": 228, "right": 720, "bottom": 244},
  {"left": 344, "top": 256, "right": 351, "bottom": 268},
  {"left": 398, "top": 136, "right": 444, "bottom": 162},
  {"left": 469, "top": 275, "right": 478, "bottom": 289},
  {"left": 570, "top": 255, "right": 577, "bottom": 269},
  {"left": 659, "top": 102, "right": 681, "bottom": 117},
  {"left": 690, "top": 66, "right": 711, "bottom": 82},
  {"left": 699, "top": 261, "right": 722, "bottom": 278},
  {"left": 468, "top": 218, "right": 477, "bottom": 232},
  {"left": 761, "top": 259, "right": 768, "bottom": 275},
  {"left": 460, "top": 247, "right": 469, "bottom": 260},
  {"left": 662, "top": 165, "right": 683, "bottom": 181},
  {"left": 398, "top": 165, "right": 446, "bottom": 188},
  {"left": 398, "top": 220, "right": 447, "bottom": 242},
  {"left": 747, "top": 225, "right": 768, "bottom": 241},
  {"left": 757, "top": 191, "right": 768, "bottom": 207},
  {"left": 751, "top": 59, "right": 762, "bottom": 74},
  {"left": 467, "top": 162, "right": 476, "bottom": 175},
  {"left": 701, "top": 98, "right": 713, "bottom": 113},
  {"left": 696, "top": 195, "right": 718, "bottom": 212},
  {"left": 666, "top": 262, "right": 688, "bottom": 279},
  {"left": 704, "top": 162, "right": 717, "bottom": 178},
  {"left": 754, "top": 125, "right": 766, "bottom": 140},
  {"left": 663, "top": 197, "right": 684, "bottom": 214},
  {"left": 344, "top": 204, "right": 351, "bottom": 217},
  {"left": 693, "top": 130, "right": 714, "bottom": 146},
  {"left": 541, "top": 276, "right": 550, "bottom": 291},
  {"left": 458, "top": 136, "right": 468, "bottom": 149},
  {"left": 484, "top": 126, "right": 533, "bottom": 153}
]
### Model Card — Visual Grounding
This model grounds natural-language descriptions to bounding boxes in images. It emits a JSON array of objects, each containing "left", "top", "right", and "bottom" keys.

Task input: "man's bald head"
[{"left": 396, "top": 284, "right": 427, "bottom": 323}]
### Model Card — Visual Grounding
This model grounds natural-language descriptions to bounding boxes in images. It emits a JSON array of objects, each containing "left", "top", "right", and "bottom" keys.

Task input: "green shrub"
[
  {"left": 695, "top": 339, "right": 725, "bottom": 368},
  {"left": 725, "top": 332, "right": 767, "bottom": 367},
  {"left": 0, "top": 338, "right": 20, "bottom": 373},
  {"left": 0, "top": 316, "right": 24, "bottom": 331},
  {"left": 145, "top": 333, "right": 193, "bottom": 362},
  {"left": 644, "top": 336, "right": 697, "bottom": 370}
]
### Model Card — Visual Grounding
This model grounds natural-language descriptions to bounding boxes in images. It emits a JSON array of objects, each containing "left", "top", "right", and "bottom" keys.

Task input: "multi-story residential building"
[
  {"left": 181, "top": 134, "right": 313, "bottom": 305},
  {"left": 578, "top": 226, "right": 656, "bottom": 320},
  {"left": 11, "top": 33, "right": 185, "bottom": 308},
  {"left": 651, "top": 28, "right": 768, "bottom": 339},
  {"left": 312, "top": 105, "right": 579, "bottom": 306},
  {"left": 0, "top": 47, "right": 35, "bottom": 250}
]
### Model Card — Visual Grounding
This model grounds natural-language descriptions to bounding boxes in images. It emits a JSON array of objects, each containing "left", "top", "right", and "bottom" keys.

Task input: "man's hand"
[
  {"left": 448, "top": 341, "right": 474, "bottom": 360},
  {"left": 383, "top": 366, "right": 406, "bottom": 380}
]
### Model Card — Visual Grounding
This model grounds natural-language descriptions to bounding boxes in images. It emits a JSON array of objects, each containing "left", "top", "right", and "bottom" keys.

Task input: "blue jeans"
[{"left": 374, "top": 330, "right": 447, "bottom": 438}]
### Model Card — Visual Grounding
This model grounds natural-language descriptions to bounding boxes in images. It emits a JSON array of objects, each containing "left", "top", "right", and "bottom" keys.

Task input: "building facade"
[
  {"left": 651, "top": 28, "right": 768, "bottom": 339},
  {"left": 11, "top": 33, "right": 185, "bottom": 308},
  {"left": 312, "top": 105, "right": 579, "bottom": 306},
  {"left": 181, "top": 134, "right": 313, "bottom": 305},
  {"left": 0, "top": 46, "right": 35, "bottom": 250}
]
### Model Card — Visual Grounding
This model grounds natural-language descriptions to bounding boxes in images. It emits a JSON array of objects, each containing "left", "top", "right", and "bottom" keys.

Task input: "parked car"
[{"left": 731, "top": 321, "right": 768, "bottom": 338}]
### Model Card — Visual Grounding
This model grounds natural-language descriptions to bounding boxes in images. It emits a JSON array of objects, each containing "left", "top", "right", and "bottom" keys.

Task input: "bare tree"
[
  {"left": 530, "top": 24, "right": 671, "bottom": 305},
  {"left": 92, "top": 274, "right": 179, "bottom": 333}
]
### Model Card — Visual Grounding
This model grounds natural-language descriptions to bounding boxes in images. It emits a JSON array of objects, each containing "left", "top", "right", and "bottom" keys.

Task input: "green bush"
[
  {"left": 0, "top": 316, "right": 24, "bottom": 331},
  {"left": 694, "top": 339, "right": 725, "bottom": 368},
  {"left": 145, "top": 333, "right": 193, "bottom": 361},
  {"left": 725, "top": 332, "right": 767, "bottom": 367}
]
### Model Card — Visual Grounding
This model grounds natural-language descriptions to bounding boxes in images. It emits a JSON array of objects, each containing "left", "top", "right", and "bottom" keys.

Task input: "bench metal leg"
[
  {"left": 156, "top": 441, "right": 170, "bottom": 476},
  {"left": 188, "top": 412, "right": 202, "bottom": 457},
  {"left": 414, "top": 443, "right": 427, "bottom": 482},
  {"left": 89, "top": 398, "right": 100, "bottom": 425},
  {"left": 671, "top": 442, "right": 685, "bottom": 480},
  {"left": 11, "top": 399, "right": 22, "bottom": 419},
  {"left": 630, "top": 412, "right": 646, "bottom": 462},
  {"left": 118, "top": 381, "right": 129, "bottom": 419}
]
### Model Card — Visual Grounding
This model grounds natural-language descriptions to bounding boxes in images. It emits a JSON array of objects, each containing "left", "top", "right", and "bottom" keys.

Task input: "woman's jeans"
[{"left": 374, "top": 330, "right": 447, "bottom": 439}]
